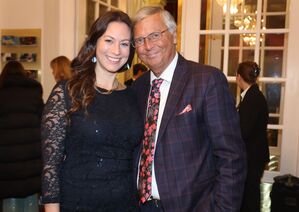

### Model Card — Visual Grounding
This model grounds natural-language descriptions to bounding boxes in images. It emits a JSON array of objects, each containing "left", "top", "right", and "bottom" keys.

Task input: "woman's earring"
[
  {"left": 91, "top": 56, "right": 97, "bottom": 63},
  {"left": 126, "top": 63, "right": 130, "bottom": 70}
]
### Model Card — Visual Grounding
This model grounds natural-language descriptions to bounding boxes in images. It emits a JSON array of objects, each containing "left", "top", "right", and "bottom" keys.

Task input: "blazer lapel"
[
  {"left": 139, "top": 73, "right": 151, "bottom": 124},
  {"left": 157, "top": 55, "right": 189, "bottom": 142},
  {"left": 134, "top": 73, "right": 151, "bottom": 179}
]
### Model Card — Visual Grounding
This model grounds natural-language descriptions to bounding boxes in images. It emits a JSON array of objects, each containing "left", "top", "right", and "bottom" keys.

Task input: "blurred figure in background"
[
  {"left": 50, "top": 56, "right": 72, "bottom": 82},
  {"left": 0, "top": 61, "right": 44, "bottom": 212},
  {"left": 125, "top": 63, "right": 148, "bottom": 86},
  {"left": 236, "top": 61, "right": 270, "bottom": 212}
]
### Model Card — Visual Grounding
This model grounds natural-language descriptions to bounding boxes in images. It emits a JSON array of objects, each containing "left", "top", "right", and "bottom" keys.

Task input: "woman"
[
  {"left": 41, "top": 11, "right": 143, "bottom": 211},
  {"left": 236, "top": 61, "right": 270, "bottom": 212},
  {"left": 50, "top": 55, "right": 72, "bottom": 82},
  {"left": 0, "top": 61, "right": 43, "bottom": 211}
]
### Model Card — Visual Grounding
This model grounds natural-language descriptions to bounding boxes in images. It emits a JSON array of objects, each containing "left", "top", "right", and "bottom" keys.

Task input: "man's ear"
[{"left": 173, "top": 31, "right": 177, "bottom": 45}]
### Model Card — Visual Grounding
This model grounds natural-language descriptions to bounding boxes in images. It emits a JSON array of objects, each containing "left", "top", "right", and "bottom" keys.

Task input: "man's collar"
[{"left": 150, "top": 52, "right": 178, "bottom": 84}]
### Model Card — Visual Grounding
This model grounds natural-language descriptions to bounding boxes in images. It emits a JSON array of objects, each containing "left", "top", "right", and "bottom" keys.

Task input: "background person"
[
  {"left": 236, "top": 61, "right": 270, "bottom": 212},
  {"left": 50, "top": 55, "right": 72, "bottom": 82},
  {"left": 41, "top": 10, "right": 143, "bottom": 212},
  {"left": 0, "top": 61, "right": 44, "bottom": 212},
  {"left": 132, "top": 6, "right": 246, "bottom": 212},
  {"left": 125, "top": 62, "right": 148, "bottom": 86}
]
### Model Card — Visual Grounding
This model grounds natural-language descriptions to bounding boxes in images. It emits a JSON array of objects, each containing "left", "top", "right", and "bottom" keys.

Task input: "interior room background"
[{"left": 0, "top": 0, "right": 299, "bottom": 192}]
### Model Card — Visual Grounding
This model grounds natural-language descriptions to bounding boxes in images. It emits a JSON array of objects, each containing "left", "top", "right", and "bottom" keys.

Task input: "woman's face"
[{"left": 95, "top": 21, "right": 131, "bottom": 73}]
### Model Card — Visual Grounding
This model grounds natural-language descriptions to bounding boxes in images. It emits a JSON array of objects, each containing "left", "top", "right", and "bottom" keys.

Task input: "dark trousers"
[
  {"left": 240, "top": 162, "right": 266, "bottom": 212},
  {"left": 140, "top": 199, "right": 164, "bottom": 212}
]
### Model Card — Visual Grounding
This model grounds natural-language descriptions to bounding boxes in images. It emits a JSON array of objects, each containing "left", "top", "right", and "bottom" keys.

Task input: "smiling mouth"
[
  {"left": 107, "top": 56, "right": 121, "bottom": 62},
  {"left": 145, "top": 52, "right": 159, "bottom": 59}
]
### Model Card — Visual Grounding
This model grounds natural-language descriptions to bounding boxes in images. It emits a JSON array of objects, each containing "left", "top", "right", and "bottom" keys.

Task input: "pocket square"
[{"left": 179, "top": 104, "right": 192, "bottom": 115}]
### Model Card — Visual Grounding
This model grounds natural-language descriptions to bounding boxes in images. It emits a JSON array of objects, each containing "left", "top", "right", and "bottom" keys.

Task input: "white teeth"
[{"left": 108, "top": 56, "right": 120, "bottom": 62}]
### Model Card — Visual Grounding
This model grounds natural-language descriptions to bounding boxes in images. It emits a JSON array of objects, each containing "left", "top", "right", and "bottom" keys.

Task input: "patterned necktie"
[{"left": 138, "top": 78, "right": 163, "bottom": 203}]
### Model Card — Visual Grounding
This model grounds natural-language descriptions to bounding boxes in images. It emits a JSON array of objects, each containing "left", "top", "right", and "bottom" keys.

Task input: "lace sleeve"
[{"left": 41, "top": 82, "right": 68, "bottom": 204}]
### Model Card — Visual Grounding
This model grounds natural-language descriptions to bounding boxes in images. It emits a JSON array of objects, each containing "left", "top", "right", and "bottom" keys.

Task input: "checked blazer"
[{"left": 133, "top": 54, "right": 247, "bottom": 212}]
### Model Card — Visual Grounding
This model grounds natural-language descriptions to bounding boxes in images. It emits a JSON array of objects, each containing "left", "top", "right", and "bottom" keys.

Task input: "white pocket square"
[{"left": 178, "top": 104, "right": 192, "bottom": 115}]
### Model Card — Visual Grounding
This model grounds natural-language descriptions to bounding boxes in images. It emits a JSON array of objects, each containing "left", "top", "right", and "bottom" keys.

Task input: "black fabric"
[
  {"left": 0, "top": 75, "right": 44, "bottom": 198},
  {"left": 125, "top": 78, "right": 134, "bottom": 86},
  {"left": 238, "top": 83, "right": 270, "bottom": 212},
  {"left": 270, "top": 174, "right": 299, "bottom": 212},
  {"left": 238, "top": 84, "right": 269, "bottom": 164},
  {"left": 140, "top": 199, "right": 164, "bottom": 212},
  {"left": 41, "top": 81, "right": 143, "bottom": 211}
]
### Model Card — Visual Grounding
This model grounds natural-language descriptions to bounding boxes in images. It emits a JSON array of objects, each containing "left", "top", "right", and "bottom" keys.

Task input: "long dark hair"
[
  {"left": 68, "top": 10, "right": 134, "bottom": 114},
  {"left": 0, "top": 61, "right": 27, "bottom": 88}
]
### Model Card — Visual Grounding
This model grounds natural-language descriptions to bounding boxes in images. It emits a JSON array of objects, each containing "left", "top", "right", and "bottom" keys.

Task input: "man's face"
[{"left": 134, "top": 13, "right": 177, "bottom": 77}]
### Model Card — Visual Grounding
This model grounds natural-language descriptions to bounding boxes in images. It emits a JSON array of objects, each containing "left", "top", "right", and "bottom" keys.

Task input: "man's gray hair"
[{"left": 133, "top": 6, "right": 177, "bottom": 34}]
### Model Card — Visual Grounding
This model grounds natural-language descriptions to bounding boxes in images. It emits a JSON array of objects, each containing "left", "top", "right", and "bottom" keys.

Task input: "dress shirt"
[
  {"left": 240, "top": 85, "right": 251, "bottom": 101},
  {"left": 139, "top": 53, "right": 178, "bottom": 200},
  {"left": 149, "top": 53, "right": 178, "bottom": 199}
]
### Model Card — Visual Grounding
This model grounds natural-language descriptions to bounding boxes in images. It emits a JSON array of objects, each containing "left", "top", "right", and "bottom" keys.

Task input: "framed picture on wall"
[
  {"left": 19, "top": 36, "right": 37, "bottom": 45},
  {"left": 1, "top": 29, "right": 41, "bottom": 82},
  {"left": 1, "top": 52, "right": 18, "bottom": 62},
  {"left": 19, "top": 53, "right": 37, "bottom": 62},
  {"left": 1, "top": 36, "right": 19, "bottom": 45}
]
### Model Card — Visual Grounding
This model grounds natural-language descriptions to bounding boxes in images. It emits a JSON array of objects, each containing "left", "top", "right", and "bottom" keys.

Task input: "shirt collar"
[
  {"left": 241, "top": 85, "right": 251, "bottom": 100},
  {"left": 150, "top": 52, "right": 178, "bottom": 85}
]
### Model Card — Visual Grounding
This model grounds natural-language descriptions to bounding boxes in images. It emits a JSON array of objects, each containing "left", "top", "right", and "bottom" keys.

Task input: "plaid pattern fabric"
[
  {"left": 138, "top": 78, "right": 163, "bottom": 203},
  {"left": 133, "top": 54, "right": 246, "bottom": 211}
]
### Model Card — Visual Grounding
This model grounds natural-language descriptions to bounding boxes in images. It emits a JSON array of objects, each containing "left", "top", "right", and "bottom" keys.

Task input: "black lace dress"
[{"left": 41, "top": 81, "right": 143, "bottom": 211}]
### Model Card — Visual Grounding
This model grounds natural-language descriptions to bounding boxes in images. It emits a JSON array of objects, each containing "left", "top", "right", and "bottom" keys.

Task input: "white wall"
[
  {"left": 42, "top": 0, "right": 77, "bottom": 100},
  {"left": 280, "top": 0, "right": 299, "bottom": 176},
  {"left": 0, "top": 0, "right": 3, "bottom": 28},
  {"left": 0, "top": 0, "right": 43, "bottom": 28},
  {"left": 42, "top": 0, "right": 60, "bottom": 100}
]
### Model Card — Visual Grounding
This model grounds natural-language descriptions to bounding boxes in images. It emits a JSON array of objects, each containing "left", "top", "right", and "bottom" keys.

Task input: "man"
[
  {"left": 132, "top": 6, "right": 247, "bottom": 212},
  {"left": 125, "top": 63, "right": 148, "bottom": 86}
]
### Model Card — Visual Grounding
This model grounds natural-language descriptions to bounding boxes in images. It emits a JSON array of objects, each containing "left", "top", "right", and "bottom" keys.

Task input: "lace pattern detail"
[
  {"left": 40, "top": 83, "right": 143, "bottom": 210},
  {"left": 41, "top": 82, "right": 67, "bottom": 203}
]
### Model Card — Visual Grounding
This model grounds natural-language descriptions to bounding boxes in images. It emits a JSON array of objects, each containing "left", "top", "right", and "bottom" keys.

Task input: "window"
[
  {"left": 86, "top": 0, "right": 123, "bottom": 35},
  {"left": 182, "top": 0, "right": 290, "bottom": 175}
]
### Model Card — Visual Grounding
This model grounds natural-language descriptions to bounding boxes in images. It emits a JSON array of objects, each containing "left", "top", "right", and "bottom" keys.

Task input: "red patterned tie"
[{"left": 139, "top": 78, "right": 163, "bottom": 203}]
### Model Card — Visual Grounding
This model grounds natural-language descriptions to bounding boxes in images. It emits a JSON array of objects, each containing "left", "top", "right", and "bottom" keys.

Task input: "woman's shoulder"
[
  {"left": 246, "top": 84, "right": 267, "bottom": 104},
  {"left": 46, "top": 80, "right": 69, "bottom": 103},
  {"left": 2, "top": 75, "right": 41, "bottom": 88},
  {"left": 122, "top": 85, "right": 137, "bottom": 98},
  {"left": 55, "top": 79, "right": 68, "bottom": 88},
  {"left": 50, "top": 80, "right": 68, "bottom": 94}
]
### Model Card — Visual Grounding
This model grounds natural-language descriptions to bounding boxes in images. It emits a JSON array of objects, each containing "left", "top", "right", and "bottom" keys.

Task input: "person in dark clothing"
[
  {"left": 125, "top": 63, "right": 148, "bottom": 86},
  {"left": 40, "top": 10, "right": 142, "bottom": 212},
  {"left": 0, "top": 61, "right": 44, "bottom": 211},
  {"left": 236, "top": 61, "right": 270, "bottom": 212}
]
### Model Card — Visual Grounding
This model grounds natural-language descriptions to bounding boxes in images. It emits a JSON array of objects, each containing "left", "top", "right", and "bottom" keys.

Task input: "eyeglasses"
[{"left": 133, "top": 28, "right": 169, "bottom": 48}]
